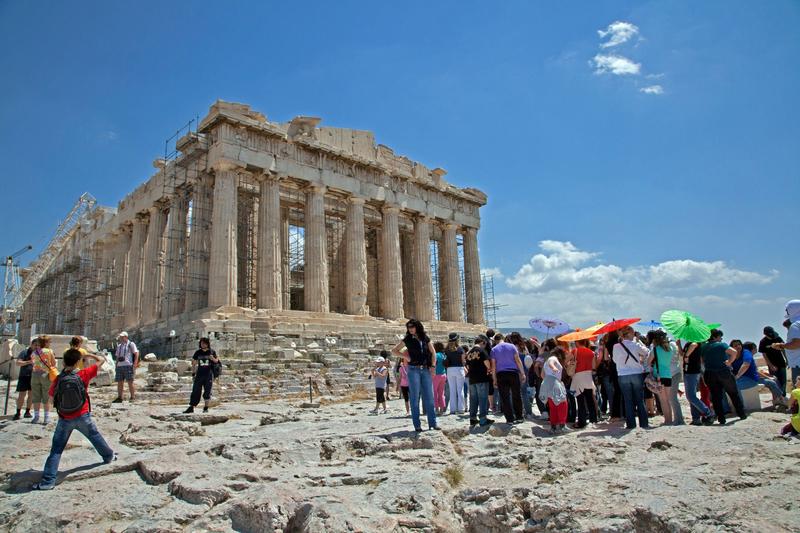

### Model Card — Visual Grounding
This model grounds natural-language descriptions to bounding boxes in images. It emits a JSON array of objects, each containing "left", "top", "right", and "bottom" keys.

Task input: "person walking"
[
  {"left": 12, "top": 339, "right": 36, "bottom": 420},
  {"left": 490, "top": 333, "right": 526, "bottom": 424},
  {"left": 32, "top": 348, "right": 115, "bottom": 490},
  {"left": 759, "top": 326, "right": 788, "bottom": 394},
  {"left": 432, "top": 342, "right": 447, "bottom": 415},
  {"left": 184, "top": 337, "right": 219, "bottom": 413},
  {"left": 611, "top": 326, "right": 650, "bottom": 429},
  {"left": 571, "top": 339, "right": 598, "bottom": 428},
  {"left": 391, "top": 319, "right": 439, "bottom": 432},
  {"left": 30, "top": 336, "right": 57, "bottom": 425},
  {"left": 444, "top": 333, "right": 466, "bottom": 415},
  {"left": 112, "top": 332, "right": 139, "bottom": 403},
  {"left": 539, "top": 347, "right": 568, "bottom": 433},
  {"left": 701, "top": 329, "right": 747, "bottom": 424}
]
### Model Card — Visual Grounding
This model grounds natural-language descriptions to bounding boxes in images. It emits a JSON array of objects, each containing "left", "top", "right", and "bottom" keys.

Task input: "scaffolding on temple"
[{"left": 482, "top": 272, "right": 500, "bottom": 329}]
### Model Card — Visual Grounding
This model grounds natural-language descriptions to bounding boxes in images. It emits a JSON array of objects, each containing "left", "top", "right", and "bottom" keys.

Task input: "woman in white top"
[
  {"left": 538, "top": 347, "right": 568, "bottom": 434},
  {"left": 611, "top": 326, "right": 651, "bottom": 429}
]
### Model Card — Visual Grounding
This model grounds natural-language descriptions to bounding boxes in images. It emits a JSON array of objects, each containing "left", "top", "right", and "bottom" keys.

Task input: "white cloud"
[
  {"left": 592, "top": 54, "right": 641, "bottom": 76},
  {"left": 639, "top": 84, "right": 664, "bottom": 95},
  {"left": 598, "top": 21, "right": 640, "bottom": 48},
  {"left": 480, "top": 267, "right": 504, "bottom": 280},
  {"left": 496, "top": 241, "right": 780, "bottom": 339}
]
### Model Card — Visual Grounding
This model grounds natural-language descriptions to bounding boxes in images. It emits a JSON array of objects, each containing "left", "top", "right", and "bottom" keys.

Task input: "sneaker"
[
  {"left": 513, "top": 419, "right": 524, "bottom": 425},
  {"left": 42, "top": 417, "right": 49, "bottom": 425},
  {"left": 369, "top": 409, "right": 379, "bottom": 415},
  {"left": 31, "top": 483, "right": 54, "bottom": 491},
  {"left": 12, "top": 413, "right": 20, "bottom": 421},
  {"left": 103, "top": 454, "right": 117, "bottom": 464},
  {"left": 30, "top": 416, "right": 39, "bottom": 424},
  {"left": 381, "top": 409, "right": 388, "bottom": 414},
  {"left": 430, "top": 426, "right": 442, "bottom": 431},
  {"left": 183, "top": 406, "right": 194, "bottom": 414},
  {"left": 112, "top": 398, "right": 123, "bottom": 404},
  {"left": 202, "top": 406, "right": 209, "bottom": 413},
  {"left": 23, "top": 411, "right": 32, "bottom": 418},
  {"left": 701, "top": 415, "right": 715, "bottom": 426}
]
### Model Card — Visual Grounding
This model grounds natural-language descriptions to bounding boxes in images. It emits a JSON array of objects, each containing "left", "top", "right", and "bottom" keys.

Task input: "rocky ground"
[{"left": 0, "top": 385, "right": 797, "bottom": 533}]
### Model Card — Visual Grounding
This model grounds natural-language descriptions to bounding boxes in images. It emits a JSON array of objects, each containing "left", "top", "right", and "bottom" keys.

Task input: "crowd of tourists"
[{"left": 376, "top": 300, "right": 800, "bottom": 437}]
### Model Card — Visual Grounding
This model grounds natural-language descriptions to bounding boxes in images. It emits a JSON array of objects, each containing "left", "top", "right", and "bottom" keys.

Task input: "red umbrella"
[{"left": 593, "top": 318, "right": 641, "bottom": 336}]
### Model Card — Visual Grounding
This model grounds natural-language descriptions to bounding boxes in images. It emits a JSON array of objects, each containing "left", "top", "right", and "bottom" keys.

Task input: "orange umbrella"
[
  {"left": 593, "top": 317, "right": 641, "bottom": 336},
  {"left": 557, "top": 322, "right": 606, "bottom": 342}
]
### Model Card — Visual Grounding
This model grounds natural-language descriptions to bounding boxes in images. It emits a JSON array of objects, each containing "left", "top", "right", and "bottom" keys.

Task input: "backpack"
[
  {"left": 211, "top": 358, "right": 222, "bottom": 378},
  {"left": 54, "top": 370, "right": 89, "bottom": 416}
]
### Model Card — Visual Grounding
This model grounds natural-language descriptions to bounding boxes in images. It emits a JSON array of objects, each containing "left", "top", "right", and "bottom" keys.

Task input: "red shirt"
[
  {"left": 49, "top": 364, "right": 97, "bottom": 420},
  {"left": 575, "top": 347, "right": 596, "bottom": 373}
]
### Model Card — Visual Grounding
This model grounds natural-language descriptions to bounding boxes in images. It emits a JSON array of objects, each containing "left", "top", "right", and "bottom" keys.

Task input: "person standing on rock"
[
  {"left": 30, "top": 336, "right": 57, "bottom": 425},
  {"left": 396, "top": 358, "right": 410, "bottom": 416},
  {"left": 370, "top": 357, "right": 389, "bottom": 415},
  {"left": 432, "top": 342, "right": 447, "bottom": 415},
  {"left": 12, "top": 339, "right": 36, "bottom": 420},
  {"left": 392, "top": 319, "right": 440, "bottom": 432},
  {"left": 771, "top": 300, "right": 800, "bottom": 388},
  {"left": 570, "top": 339, "right": 598, "bottom": 429},
  {"left": 185, "top": 337, "right": 219, "bottom": 413},
  {"left": 490, "top": 333, "right": 526, "bottom": 425},
  {"left": 759, "top": 326, "right": 788, "bottom": 394},
  {"left": 381, "top": 350, "right": 392, "bottom": 401},
  {"left": 113, "top": 332, "right": 139, "bottom": 403},
  {"left": 611, "top": 326, "right": 650, "bottom": 430},
  {"left": 444, "top": 333, "right": 466, "bottom": 415},
  {"left": 680, "top": 340, "right": 714, "bottom": 425},
  {"left": 32, "top": 348, "right": 115, "bottom": 490},
  {"left": 539, "top": 346, "right": 568, "bottom": 433},
  {"left": 465, "top": 342, "right": 493, "bottom": 427},
  {"left": 701, "top": 329, "right": 747, "bottom": 425}
]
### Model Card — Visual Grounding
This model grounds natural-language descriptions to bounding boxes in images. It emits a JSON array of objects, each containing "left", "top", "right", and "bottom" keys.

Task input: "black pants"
[
  {"left": 704, "top": 368, "right": 746, "bottom": 422},
  {"left": 611, "top": 372, "right": 623, "bottom": 418},
  {"left": 190, "top": 373, "right": 213, "bottom": 406},
  {"left": 566, "top": 391, "right": 577, "bottom": 423},
  {"left": 576, "top": 389, "right": 597, "bottom": 425},
  {"left": 496, "top": 371, "right": 522, "bottom": 423}
]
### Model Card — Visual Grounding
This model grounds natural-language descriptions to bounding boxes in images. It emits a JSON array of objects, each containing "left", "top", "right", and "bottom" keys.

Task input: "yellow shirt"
[
  {"left": 791, "top": 388, "right": 800, "bottom": 433},
  {"left": 67, "top": 347, "right": 90, "bottom": 370}
]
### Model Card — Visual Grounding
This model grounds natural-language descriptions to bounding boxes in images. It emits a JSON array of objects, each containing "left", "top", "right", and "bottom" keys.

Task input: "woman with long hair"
[
  {"left": 185, "top": 337, "right": 219, "bottom": 413},
  {"left": 392, "top": 319, "right": 440, "bottom": 432},
  {"left": 648, "top": 330, "right": 675, "bottom": 425}
]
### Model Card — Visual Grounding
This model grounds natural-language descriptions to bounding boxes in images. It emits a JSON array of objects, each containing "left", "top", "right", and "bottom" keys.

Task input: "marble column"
[
  {"left": 110, "top": 229, "right": 131, "bottom": 334},
  {"left": 208, "top": 168, "right": 239, "bottom": 307},
  {"left": 380, "top": 206, "right": 404, "bottom": 319},
  {"left": 304, "top": 184, "right": 329, "bottom": 313},
  {"left": 96, "top": 240, "right": 115, "bottom": 338},
  {"left": 162, "top": 193, "right": 188, "bottom": 319},
  {"left": 412, "top": 216, "right": 434, "bottom": 321},
  {"left": 344, "top": 197, "right": 368, "bottom": 315},
  {"left": 438, "top": 223, "right": 463, "bottom": 322},
  {"left": 462, "top": 227, "right": 484, "bottom": 324},
  {"left": 124, "top": 213, "right": 148, "bottom": 328},
  {"left": 281, "top": 207, "right": 291, "bottom": 310},
  {"left": 140, "top": 203, "right": 168, "bottom": 324},
  {"left": 256, "top": 174, "right": 283, "bottom": 309},
  {"left": 184, "top": 176, "right": 212, "bottom": 313}
]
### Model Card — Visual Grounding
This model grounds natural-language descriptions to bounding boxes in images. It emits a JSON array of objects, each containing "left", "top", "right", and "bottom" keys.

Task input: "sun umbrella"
[
  {"left": 638, "top": 320, "right": 662, "bottom": 330},
  {"left": 528, "top": 317, "right": 571, "bottom": 339},
  {"left": 557, "top": 322, "right": 606, "bottom": 342},
  {"left": 593, "top": 318, "right": 641, "bottom": 336},
  {"left": 705, "top": 322, "right": 721, "bottom": 330},
  {"left": 660, "top": 310, "right": 711, "bottom": 342}
]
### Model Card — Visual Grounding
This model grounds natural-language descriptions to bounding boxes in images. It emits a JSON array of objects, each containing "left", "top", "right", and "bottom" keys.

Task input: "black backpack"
[{"left": 54, "top": 370, "right": 89, "bottom": 416}]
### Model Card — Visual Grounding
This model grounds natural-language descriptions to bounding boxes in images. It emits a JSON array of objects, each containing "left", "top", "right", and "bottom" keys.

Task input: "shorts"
[
  {"left": 401, "top": 386, "right": 409, "bottom": 401},
  {"left": 115, "top": 366, "right": 135, "bottom": 383},
  {"left": 16, "top": 374, "right": 32, "bottom": 392},
  {"left": 375, "top": 388, "right": 385, "bottom": 403},
  {"left": 659, "top": 377, "right": 673, "bottom": 387},
  {"left": 30, "top": 373, "right": 50, "bottom": 404}
]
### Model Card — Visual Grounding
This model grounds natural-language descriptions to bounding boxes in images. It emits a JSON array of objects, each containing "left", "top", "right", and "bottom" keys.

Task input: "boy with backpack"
[{"left": 32, "top": 348, "right": 115, "bottom": 490}]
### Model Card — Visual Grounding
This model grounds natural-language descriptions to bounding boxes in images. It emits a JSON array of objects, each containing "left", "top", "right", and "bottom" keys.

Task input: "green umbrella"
[
  {"left": 705, "top": 322, "right": 721, "bottom": 330},
  {"left": 660, "top": 310, "right": 712, "bottom": 342}
]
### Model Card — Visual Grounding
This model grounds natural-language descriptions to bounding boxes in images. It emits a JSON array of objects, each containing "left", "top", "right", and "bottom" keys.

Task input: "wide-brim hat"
[{"left": 448, "top": 332, "right": 459, "bottom": 342}]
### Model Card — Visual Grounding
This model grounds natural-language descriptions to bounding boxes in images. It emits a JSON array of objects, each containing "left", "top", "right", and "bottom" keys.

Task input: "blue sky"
[{"left": 1, "top": 1, "right": 797, "bottom": 343}]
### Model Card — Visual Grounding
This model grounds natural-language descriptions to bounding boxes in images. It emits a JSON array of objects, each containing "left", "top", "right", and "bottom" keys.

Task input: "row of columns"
[{"left": 32, "top": 167, "right": 485, "bottom": 338}]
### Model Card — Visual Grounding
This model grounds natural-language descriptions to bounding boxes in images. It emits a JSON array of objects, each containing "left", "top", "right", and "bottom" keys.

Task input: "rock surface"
[{"left": 0, "top": 389, "right": 797, "bottom": 532}]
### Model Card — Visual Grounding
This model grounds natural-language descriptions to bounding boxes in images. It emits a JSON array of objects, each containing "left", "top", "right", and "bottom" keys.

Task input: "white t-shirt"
[
  {"left": 787, "top": 320, "right": 800, "bottom": 368},
  {"left": 544, "top": 356, "right": 563, "bottom": 380},
  {"left": 115, "top": 341, "right": 138, "bottom": 367},
  {"left": 612, "top": 339, "right": 649, "bottom": 376}
]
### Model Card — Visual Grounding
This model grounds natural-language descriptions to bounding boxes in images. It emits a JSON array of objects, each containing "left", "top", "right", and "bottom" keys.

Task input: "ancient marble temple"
[{"left": 20, "top": 101, "right": 488, "bottom": 353}]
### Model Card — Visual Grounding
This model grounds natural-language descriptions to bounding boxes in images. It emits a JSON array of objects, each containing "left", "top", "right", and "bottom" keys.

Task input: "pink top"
[{"left": 399, "top": 365, "right": 409, "bottom": 387}]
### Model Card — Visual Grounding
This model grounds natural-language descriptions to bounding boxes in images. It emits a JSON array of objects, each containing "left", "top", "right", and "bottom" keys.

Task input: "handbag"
[
  {"left": 644, "top": 346, "right": 663, "bottom": 394},
  {"left": 38, "top": 351, "right": 59, "bottom": 382}
]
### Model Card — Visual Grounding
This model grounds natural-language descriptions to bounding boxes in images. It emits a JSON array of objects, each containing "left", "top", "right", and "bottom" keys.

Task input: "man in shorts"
[
  {"left": 12, "top": 339, "right": 36, "bottom": 420},
  {"left": 112, "top": 332, "right": 139, "bottom": 403}
]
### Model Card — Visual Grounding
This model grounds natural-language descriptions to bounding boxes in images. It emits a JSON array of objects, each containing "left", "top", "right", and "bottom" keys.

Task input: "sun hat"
[{"left": 448, "top": 332, "right": 459, "bottom": 342}]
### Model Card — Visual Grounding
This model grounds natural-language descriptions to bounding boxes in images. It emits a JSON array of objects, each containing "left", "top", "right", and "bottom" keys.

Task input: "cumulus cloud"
[
  {"left": 494, "top": 241, "right": 780, "bottom": 339},
  {"left": 481, "top": 267, "right": 504, "bottom": 280},
  {"left": 598, "top": 21, "right": 640, "bottom": 48},
  {"left": 592, "top": 54, "right": 641, "bottom": 76},
  {"left": 639, "top": 84, "right": 664, "bottom": 95}
]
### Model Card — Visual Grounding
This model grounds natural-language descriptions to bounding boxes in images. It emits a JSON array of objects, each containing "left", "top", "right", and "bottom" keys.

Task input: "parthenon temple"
[{"left": 19, "top": 101, "right": 488, "bottom": 355}]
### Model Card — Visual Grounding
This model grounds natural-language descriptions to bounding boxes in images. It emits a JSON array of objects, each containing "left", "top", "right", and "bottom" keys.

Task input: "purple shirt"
[{"left": 490, "top": 342, "right": 519, "bottom": 373}]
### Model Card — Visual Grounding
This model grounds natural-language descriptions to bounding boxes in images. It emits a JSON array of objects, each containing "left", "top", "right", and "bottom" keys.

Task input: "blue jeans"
[
  {"left": 600, "top": 374, "right": 614, "bottom": 414},
  {"left": 617, "top": 373, "right": 649, "bottom": 429},
  {"left": 792, "top": 366, "right": 800, "bottom": 388},
  {"left": 773, "top": 366, "right": 787, "bottom": 395},
  {"left": 469, "top": 381, "right": 489, "bottom": 423},
  {"left": 683, "top": 372, "right": 712, "bottom": 421},
  {"left": 407, "top": 366, "right": 437, "bottom": 430},
  {"left": 736, "top": 375, "right": 786, "bottom": 399},
  {"left": 39, "top": 413, "right": 114, "bottom": 488}
]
